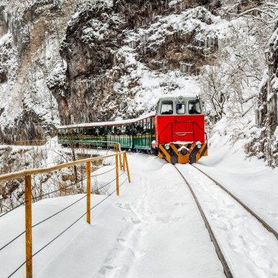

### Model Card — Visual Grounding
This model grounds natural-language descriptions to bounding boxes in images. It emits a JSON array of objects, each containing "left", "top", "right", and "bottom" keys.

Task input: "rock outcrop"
[
  {"left": 0, "top": 0, "right": 223, "bottom": 142},
  {"left": 0, "top": 0, "right": 79, "bottom": 143},
  {"left": 247, "top": 24, "right": 278, "bottom": 166}
]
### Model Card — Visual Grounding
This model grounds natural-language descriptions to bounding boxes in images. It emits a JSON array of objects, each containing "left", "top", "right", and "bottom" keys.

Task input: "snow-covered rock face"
[
  {"left": 54, "top": 1, "right": 127, "bottom": 124},
  {"left": 49, "top": 1, "right": 223, "bottom": 124},
  {"left": 0, "top": 0, "right": 222, "bottom": 138},
  {"left": 246, "top": 23, "right": 278, "bottom": 167},
  {"left": 128, "top": 6, "right": 219, "bottom": 73},
  {"left": 0, "top": 0, "right": 78, "bottom": 143}
]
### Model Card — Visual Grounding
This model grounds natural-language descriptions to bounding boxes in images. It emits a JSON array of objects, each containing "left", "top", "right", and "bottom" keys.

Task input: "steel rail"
[
  {"left": 192, "top": 165, "right": 278, "bottom": 240},
  {"left": 174, "top": 166, "right": 234, "bottom": 278}
]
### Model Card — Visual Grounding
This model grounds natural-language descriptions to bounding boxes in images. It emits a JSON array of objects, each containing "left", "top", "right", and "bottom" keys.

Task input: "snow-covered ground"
[
  {"left": 0, "top": 153, "right": 225, "bottom": 278},
  {"left": 177, "top": 164, "right": 278, "bottom": 278},
  {"left": 197, "top": 136, "right": 278, "bottom": 232},
  {"left": 0, "top": 151, "right": 277, "bottom": 278}
]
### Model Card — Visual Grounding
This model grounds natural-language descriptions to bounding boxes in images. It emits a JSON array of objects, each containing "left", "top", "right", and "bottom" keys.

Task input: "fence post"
[
  {"left": 124, "top": 153, "right": 131, "bottom": 183},
  {"left": 115, "top": 153, "right": 120, "bottom": 196},
  {"left": 122, "top": 152, "right": 126, "bottom": 172},
  {"left": 86, "top": 161, "right": 92, "bottom": 224},
  {"left": 25, "top": 175, "right": 33, "bottom": 278},
  {"left": 119, "top": 152, "right": 123, "bottom": 170},
  {"left": 117, "top": 144, "right": 123, "bottom": 170}
]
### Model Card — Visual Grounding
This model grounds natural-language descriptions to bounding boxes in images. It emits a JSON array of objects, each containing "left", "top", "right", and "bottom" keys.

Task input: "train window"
[
  {"left": 130, "top": 123, "right": 137, "bottom": 135},
  {"left": 161, "top": 101, "right": 173, "bottom": 115},
  {"left": 147, "top": 118, "right": 151, "bottom": 131},
  {"left": 86, "top": 128, "right": 92, "bottom": 135},
  {"left": 126, "top": 125, "right": 132, "bottom": 135},
  {"left": 143, "top": 119, "right": 147, "bottom": 130},
  {"left": 156, "top": 102, "right": 160, "bottom": 114},
  {"left": 103, "top": 126, "right": 108, "bottom": 135},
  {"left": 176, "top": 103, "right": 186, "bottom": 114},
  {"left": 188, "top": 100, "right": 201, "bottom": 114},
  {"left": 114, "top": 126, "right": 121, "bottom": 135},
  {"left": 121, "top": 125, "right": 126, "bottom": 134}
]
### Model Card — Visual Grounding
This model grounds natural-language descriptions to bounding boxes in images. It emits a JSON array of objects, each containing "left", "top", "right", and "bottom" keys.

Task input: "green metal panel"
[
  {"left": 106, "top": 135, "right": 133, "bottom": 149},
  {"left": 133, "top": 134, "right": 154, "bottom": 150},
  {"left": 58, "top": 116, "right": 156, "bottom": 151}
]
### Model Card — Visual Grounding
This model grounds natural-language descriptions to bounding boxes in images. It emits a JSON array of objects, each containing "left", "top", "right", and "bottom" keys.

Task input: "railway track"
[
  {"left": 174, "top": 164, "right": 278, "bottom": 278},
  {"left": 191, "top": 165, "right": 278, "bottom": 240},
  {"left": 174, "top": 166, "right": 234, "bottom": 278}
]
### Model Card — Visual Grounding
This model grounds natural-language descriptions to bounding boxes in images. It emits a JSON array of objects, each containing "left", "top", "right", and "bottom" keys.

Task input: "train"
[{"left": 57, "top": 96, "right": 208, "bottom": 164}]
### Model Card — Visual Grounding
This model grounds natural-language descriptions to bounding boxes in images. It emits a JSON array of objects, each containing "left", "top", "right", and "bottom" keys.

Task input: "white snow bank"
[
  {"left": 197, "top": 136, "right": 278, "bottom": 231},
  {"left": 178, "top": 163, "right": 278, "bottom": 278},
  {"left": 0, "top": 153, "right": 225, "bottom": 278}
]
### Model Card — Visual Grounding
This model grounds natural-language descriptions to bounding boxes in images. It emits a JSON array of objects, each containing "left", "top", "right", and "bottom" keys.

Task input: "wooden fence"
[{"left": 0, "top": 151, "right": 131, "bottom": 278}]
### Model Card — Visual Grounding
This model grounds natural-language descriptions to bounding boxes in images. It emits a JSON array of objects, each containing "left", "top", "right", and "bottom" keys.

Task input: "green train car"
[{"left": 57, "top": 114, "right": 156, "bottom": 152}]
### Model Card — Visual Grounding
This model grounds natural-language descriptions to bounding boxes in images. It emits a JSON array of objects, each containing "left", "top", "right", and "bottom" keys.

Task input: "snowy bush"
[{"left": 200, "top": 17, "right": 267, "bottom": 140}]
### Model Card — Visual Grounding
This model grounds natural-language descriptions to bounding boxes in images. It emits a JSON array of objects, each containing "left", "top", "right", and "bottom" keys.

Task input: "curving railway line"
[
  {"left": 174, "top": 163, "right": 278, "bottom": 278},
  {"left": 191, "top": 165, "right": 278, "bottom": 240},
  {"left": 174, "top": 165, "right": 234, "bottom": 278}
]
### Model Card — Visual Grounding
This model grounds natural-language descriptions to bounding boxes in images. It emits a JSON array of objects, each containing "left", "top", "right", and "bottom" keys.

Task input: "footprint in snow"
[
  {"left": 117, "top": 238, "right": 126, "bottom": 243},
  {"left": 174, "top": 202, "right": 187, "bottom": 207},
  {"left": 98, "top": 264, "right": 118, "bottom": 276},
  {"left": 156, "top": 216, "right": 184, "bottom": 223},
  {"left": 117, "top": 203, "right": 132, "bottom": 210},
  {"left": 122, "top": 216, "right": 141, "bottom": 224}
]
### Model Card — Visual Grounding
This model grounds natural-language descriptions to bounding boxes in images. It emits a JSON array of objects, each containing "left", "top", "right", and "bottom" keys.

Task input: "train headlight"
[
  {"left": 152, "top": 140, "right": 157, "bottom": 149},
  {"left": 180, "top": 148, "right": 187, "bottom": 155},
  {"left": 179, "top": 146, "right": 189, "bottom": 155},
  {"left": 197, "top": 142, "right": 202, "bottom": 149},
  {"left": 165, "top": 144, "right": 170, "bottom": 150}
]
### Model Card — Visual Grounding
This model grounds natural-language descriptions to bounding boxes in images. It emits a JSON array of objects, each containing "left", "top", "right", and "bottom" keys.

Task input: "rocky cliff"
[
  {"left": 0, "top": 0, "right": 79, "bottom": 143},
  {"left": 0, "top": 0, "right": 222, "bottom": 142},
  {"left": 247, "top": 24, "right": 278, "bottom": 166}
]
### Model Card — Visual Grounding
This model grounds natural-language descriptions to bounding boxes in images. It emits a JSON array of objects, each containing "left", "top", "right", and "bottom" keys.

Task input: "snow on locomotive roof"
[
  {"left": 58, "top": 112, "right": 156, "bottom": 129},
  {"left": 158, "top": 95, "right": 200, "bottom": 100}
]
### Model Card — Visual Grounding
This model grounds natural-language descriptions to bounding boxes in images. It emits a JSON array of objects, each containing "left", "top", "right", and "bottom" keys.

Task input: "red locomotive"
[
  {"left": 58, "top": 96, "right": 208, "bottom": 164},
  {"left": 153, "top": 96, "right": 207, "bottom": 164}
]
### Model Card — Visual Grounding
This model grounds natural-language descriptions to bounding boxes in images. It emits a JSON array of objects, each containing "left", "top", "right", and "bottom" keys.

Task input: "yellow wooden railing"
[{"left": 0, "top": 151, "right": 131, "bottom": 278}]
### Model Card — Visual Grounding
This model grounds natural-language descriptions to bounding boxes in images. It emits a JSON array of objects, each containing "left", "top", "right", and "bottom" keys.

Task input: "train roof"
[
  {"left": 158, "top": 95, "right": 200, "bottom": 101},
  {"left": 57, "top": 112, "right": 155, "bottom": 130}
]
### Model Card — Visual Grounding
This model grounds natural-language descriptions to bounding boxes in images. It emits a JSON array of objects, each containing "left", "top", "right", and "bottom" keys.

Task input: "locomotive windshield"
[
  {"left": 158, "top": 97, "right": 202, "bottom": 115},
  {"left": 161, "top": 101, "right": 174, "bottom": 115},
  {"left": 188, "top": 100, "right": 201, "bottom": 114},
  {"left": 176, "top": 103, "right": 186, "bottom": 114}
]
